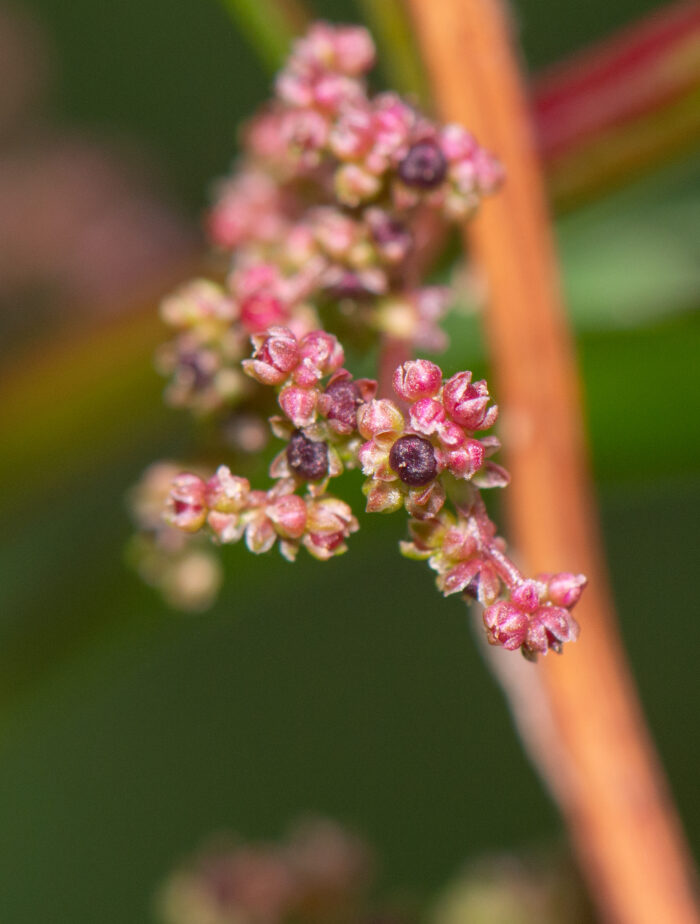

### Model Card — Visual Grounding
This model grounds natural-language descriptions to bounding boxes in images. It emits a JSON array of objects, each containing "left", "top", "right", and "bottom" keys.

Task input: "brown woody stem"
[{"left": 405, "top": 1, "right": 699, "bottom": 922}]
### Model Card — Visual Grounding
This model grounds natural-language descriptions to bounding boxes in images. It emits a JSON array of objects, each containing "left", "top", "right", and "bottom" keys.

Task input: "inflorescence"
[{"left": 130, "top": 22, "right": 585, "bottom": 659}]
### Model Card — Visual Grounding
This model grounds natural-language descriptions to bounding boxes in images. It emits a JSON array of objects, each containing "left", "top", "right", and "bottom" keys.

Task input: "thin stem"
[
  {"left": 356, "top": 0, "right": 430, "bottom": 104},
  {"left": 406, "top": 1, "right": 699, "bottom": 922}
]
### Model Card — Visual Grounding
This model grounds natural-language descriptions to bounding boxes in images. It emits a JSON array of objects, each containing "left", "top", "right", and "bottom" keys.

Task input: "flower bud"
[
  {"left": 267, "top": 494, "right": 308, "bottom": 539},
  {"left": 543, "top": 572, "right": 587, "bottom": 609},
  {"left": 207, "top": 510, "right": 245, "bottom": 544},
  {"left": 334, "top": 164, "right": 381, "bottom": 207},
  {"left": 511, "top": 580, "right": 541, "bottom": 613},
  {"left": 304, "top": 496, "right": 359, "bottom": 559},
  {"left": 160, "top": 279, "right": 234, "bottom": 328},
  {"left": 205, "top": 467, "right": 250, "bottom": 514},
  {"left": 279, "top": 385, "right": 318, "bottom": 427},
  {"left": 441, "top": 559, "right": 481, "bottom": 597},
  {"left": 526, "top": 606, "right": 580, "bottom": 656},
  {"left": 483, "top": 601, "right": 529, "bottom": 650},
  {"left": 408, "top": 397, "right": 447, "bottom": 436},
  {"left": 357, "top": 399, "right": 404, "bottom": 438},
  {"left": 243, "top": 327, "right": 299, "bottom": 386},
  {"left": 443, "top": 373, "right": 498, "bottom": 430},
  {"left": 240, "top": 294, "right": 287, "bottom": 333},
  {"left": 167, "top": 473, "right": 207, "bottom": 532},
  {"left": 392, "top": 359, "right": 442, "bottom": 401},
  {"left": 294, "top": 331, "right": 345, "bottom": 387}
]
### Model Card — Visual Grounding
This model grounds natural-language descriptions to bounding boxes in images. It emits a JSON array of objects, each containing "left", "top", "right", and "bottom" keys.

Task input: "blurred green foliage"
[{"left": 1, "top": 1, "right": 699, "bottom": 921}]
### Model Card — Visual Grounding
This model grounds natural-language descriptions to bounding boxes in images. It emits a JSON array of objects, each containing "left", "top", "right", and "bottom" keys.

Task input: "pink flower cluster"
[
  {"left": 155, "top": 23, "right": 502, "bottom": 420},
  {"left": 128, "top": 463, "right": 223, "bottom": 611},
  {"left": 233, "top": 22, "right": 501, "bottom": 216},
  {"left": 401, "top": 503, "right": 585, "bottom": 658},
  {"left": 358, "top": 359, "right": 508, "bottom": 519},
  {"left": 166, "top": 465, "right": 358, "bottom": 563},
  {"left": 158, "top": 818, "right": 375, "bottom": 924},
  {"left": 483, "top": 577, "right": 583, "bottom": 659},
  {"left": 129, "top": 22, "right": 585, "bottom": 657}
]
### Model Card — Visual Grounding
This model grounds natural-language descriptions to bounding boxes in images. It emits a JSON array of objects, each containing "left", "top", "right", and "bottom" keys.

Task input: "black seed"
[
  {"left": 388, "top": 434, "right": 437, "bottom": 486},
  {"left": 286, "top": 430, "right": 329, "bottom": 481},
  {"left": 397, "top": 140, "right": 448, "bottom": 189}
]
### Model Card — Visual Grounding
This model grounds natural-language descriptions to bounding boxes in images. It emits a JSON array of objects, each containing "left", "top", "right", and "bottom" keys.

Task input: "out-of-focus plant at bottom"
[{"left": 157, "top": 817, "right": 590, "bottom": 924}]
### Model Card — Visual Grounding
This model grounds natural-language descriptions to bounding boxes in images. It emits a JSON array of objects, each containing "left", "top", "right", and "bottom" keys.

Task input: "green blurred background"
[{"left": 1, "top": 0, "right": 699, "bottom": 920}]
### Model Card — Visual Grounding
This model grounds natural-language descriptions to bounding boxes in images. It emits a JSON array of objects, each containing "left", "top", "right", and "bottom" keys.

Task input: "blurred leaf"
[
  {"left": 558, "top": 154, "right": 700, "bottom": 328},
  {"left": 534, "top": 1, "right": 700, "bottom": 209},
  {"left": 218, "top": 0, "right": 310, "bottom": 71}
]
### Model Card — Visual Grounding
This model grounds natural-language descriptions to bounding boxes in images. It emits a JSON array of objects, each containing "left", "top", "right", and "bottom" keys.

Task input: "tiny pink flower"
[
  {"left": 328, "top": 25, "right": 375, "bottom": 75},
  {"left": 207, "top": 510, "right": 246, "bottom": 544},
  {"left": 442, "top": 372, "right": 498, "bottom": 430},
  {"left": 541, "top": 572, "right": 587, "bottom": 609},
  {"left": 441, "top": 439, "right": 485, "bottom": 479},
  {"left": 526, "top": 606, "right": 580, "bottom": 656},
  {"left": 279, "top": 385, "right": 318, "bottom": 427},
  {"left": 243, "top": 326, "right": 300, "bottom": 386},
  {"left": 160, "top": 279, "right": 235, "bottom": 329},
  {"left": 483, "top": 601, "right": 529, "bottom": 650},
  {"left": 408, "top": 397, "right": 446, "bottom": 435},
  {"left": 357, "top": 399, "right": 405, "bottom": 439},
  {"left": 362, "top": 480, "right": 404, "bottom": 514},
  {"left": 392, "top": 359, "right": 442, "bottom": 401},
  {"left": 440, "top": 558, "right": 500, "bottom": 605},
  {"left": 511, "top": 579, "right": 541, "bottom": 612},
  {"left": 440, "top": 124, "right": 477, "bottom": 161},
  {"left": 205, "top": 466, "right": 250, "bottom": 513},
  {"left": 334, "top": 163, "right": 382, "bottom": 207},
  {"left": 303, "top": 496, "right": 359, "bottom": 560},
  {"left": 240, "top": 294, "right": 287, "bottom": 333},
  {"left": 166, "top": 473, "right": 207, "bottom": 532},
  {"left": 245, "top": 512, "right": 278, "bottom": 554},
  {"left": 293, "top": 330, "right": 344, "bottom": 386},
  {"left": 266, "top": 493, "right": 308, "bottom": 540}
]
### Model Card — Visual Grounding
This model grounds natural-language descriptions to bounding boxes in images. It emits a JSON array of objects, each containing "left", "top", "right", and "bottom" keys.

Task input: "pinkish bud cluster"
[
  {"left": 165, "top": 466, "right": 358, "bottom": 563},
  {"left": 130, "top": 22, "right": 585, "bottom": 658},
  {"left": 128, "top": 463, "right": 223, "bottom": 612},
  {"left": 154, "top": 24, "right": 502, "bottom": 423},
  {"left": 358, "top": 359, "right": 507, "bottom": 519},
  {"left": 400, "top": 498, "right": 585, "bottom": 659},
  {"left": 158, "top": 817, "right": 376, "bottom": 924}
]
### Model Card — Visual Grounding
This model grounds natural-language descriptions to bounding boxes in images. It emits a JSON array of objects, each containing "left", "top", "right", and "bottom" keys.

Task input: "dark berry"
[
  {"left": 324, "top": 379, "right": 360, "bottom": 433},
  {"left": 286, "top": 430, "right": 329, "bottom": 481},
  {"left": 397, "top": 140, "right": 448, "bottom": 189},
  {"left": 388, "top": 434, "right": 437, "bottom": 486}
]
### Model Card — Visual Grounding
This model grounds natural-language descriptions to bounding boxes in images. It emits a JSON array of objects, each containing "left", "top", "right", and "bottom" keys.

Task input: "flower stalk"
[{"left": 405, "top": 0, "right": 699, "bottom": 921}]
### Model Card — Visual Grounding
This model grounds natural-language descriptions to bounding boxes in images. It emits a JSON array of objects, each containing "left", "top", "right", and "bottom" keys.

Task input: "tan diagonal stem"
[{"left": 405, "top": 1, "right": 699, "bottom": 921}]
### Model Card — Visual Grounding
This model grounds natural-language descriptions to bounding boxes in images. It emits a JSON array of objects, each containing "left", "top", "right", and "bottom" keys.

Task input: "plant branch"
[{"left": 405, "top": 1, "right": 699, "bottom": 922}]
